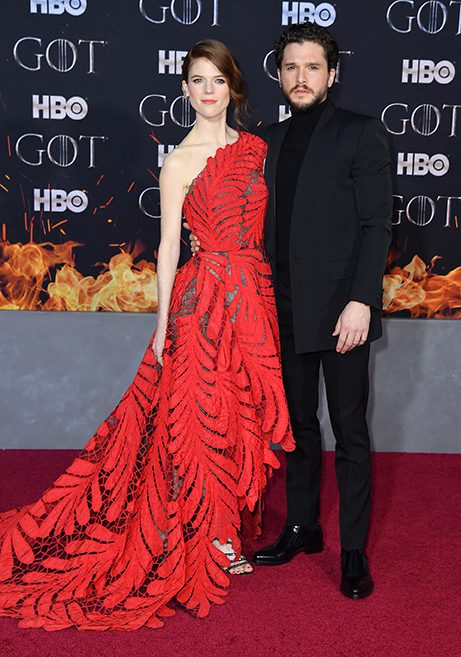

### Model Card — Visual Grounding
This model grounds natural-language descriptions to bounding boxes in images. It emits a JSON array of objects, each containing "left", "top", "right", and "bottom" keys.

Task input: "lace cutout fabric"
[{"left": 0, "top": 131, "right": 295, "bottom": 631}]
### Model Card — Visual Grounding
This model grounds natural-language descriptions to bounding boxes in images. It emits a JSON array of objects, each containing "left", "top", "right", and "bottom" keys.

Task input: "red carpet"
[{"left": 0, "top": 450, "right": 459, "bottom": 657}]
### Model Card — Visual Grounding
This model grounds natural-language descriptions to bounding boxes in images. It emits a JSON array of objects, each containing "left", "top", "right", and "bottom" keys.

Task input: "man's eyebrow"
[{"left": 283, "top": 60, "right": 322, "bottom": 66}]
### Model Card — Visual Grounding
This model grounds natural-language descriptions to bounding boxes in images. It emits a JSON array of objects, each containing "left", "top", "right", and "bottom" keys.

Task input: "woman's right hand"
[
  {"left": 183, "top": 221, "right": 201, "bottom": 255},
  {"left": 152, "top": 325, "right": 166, "bottom": 366}
]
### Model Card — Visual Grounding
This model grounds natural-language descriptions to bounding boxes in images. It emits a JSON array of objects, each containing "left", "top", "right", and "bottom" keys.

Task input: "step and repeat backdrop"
[{"left": 1, "top": 0, "right": 460, "bottom": 316}]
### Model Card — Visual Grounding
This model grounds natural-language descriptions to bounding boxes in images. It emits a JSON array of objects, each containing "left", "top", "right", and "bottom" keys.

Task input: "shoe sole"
[
  {"left": 253, "top": 543, "right": 323, "bottom": 566},
  {"left": 340, "top": 584, "right": 374, "bottom": 600}
]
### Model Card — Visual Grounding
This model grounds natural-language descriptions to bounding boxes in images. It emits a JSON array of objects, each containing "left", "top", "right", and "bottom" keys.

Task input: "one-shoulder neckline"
[{"left": 184, "top": 131, "right": 247, "bottom": 199}]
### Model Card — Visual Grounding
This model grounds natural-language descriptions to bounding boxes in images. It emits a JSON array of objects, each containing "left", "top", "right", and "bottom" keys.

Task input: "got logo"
[{"left": 139, "top": 0, "right": 220, "bottom": 26}]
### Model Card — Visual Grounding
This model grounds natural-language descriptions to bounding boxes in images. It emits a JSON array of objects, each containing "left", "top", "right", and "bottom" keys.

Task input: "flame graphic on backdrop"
[
  {"left": 383, "top": 252, "right": 461, "bottom": 318},
  {"left": 0, "top": 241, "right": 460, "bottom": 316},
  {"left": 0, "top": 241, "right": 158, "bottom": 312},
  {"left": 1, "top": 126, "right": 161, "bottom": 312}
]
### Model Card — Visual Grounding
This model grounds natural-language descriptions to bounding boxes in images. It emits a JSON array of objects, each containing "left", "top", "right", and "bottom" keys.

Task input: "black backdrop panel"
[{"left": 1, "top": 0, "right": 460, "bottom": 315}]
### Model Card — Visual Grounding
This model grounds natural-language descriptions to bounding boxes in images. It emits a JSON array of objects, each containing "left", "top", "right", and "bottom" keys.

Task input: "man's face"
[{"left": 278, "top": 40, "right": 335, "bottom": 111}]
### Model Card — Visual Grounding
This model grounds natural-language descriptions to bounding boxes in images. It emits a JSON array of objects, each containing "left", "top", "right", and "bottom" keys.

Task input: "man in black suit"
[{"left": 252, "top": 23, "right": 393, "bottom": 599}]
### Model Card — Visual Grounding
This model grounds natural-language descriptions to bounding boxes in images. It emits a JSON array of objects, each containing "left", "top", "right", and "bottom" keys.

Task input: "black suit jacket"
[{"left": 264, "top": 99, "right": 393, "bottom": 353}]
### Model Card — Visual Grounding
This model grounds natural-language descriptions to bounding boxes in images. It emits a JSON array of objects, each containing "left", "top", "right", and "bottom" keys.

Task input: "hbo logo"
[
  {"left": 32, "top": 95, "right": 88, "bottom": 120},
  {"left": 158, "top": 50, "right": 188, "bottom": 75},
  {"left": 282, "top": 2, "right": 336, "bottom": 26},
  {"left": 397, "top": 152, "right": 450, "bottom": 176},
  {"left": 30, "top": 0, "right": 87, "bottom": 15},
  {"left": 402, "top": 59, "right": 455, "bottom": 84},
  {"left": 34, "top": 189, "right": 88, "bottom": 213}
]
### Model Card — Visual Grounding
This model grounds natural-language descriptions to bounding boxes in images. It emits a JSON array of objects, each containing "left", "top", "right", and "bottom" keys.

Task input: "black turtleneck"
[{"left": 276, "top": 99, "right": 327, "bottom": 270}]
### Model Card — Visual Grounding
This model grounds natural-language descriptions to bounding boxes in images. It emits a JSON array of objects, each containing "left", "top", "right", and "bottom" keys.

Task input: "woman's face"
[{"left": 183, "top": 57, "right": 230, "bottom": 121}]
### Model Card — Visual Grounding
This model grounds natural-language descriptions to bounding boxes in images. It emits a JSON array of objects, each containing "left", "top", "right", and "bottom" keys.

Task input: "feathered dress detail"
[{"left": 0, "top": 132, "right": 294, "bottom": 630}]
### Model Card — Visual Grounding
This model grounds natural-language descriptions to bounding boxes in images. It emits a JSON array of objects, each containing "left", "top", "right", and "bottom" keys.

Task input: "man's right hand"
[{"left": 183, "top": 221, "right": 200, "bottom": 255}]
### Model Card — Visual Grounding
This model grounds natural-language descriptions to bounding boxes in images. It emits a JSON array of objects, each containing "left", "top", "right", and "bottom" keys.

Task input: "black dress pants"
[{"left": 275, "top": 270, "right": 371, "bottom": 550}]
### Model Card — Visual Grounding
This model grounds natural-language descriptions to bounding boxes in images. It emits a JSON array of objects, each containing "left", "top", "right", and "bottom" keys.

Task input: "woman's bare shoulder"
[
  {"left": 160, "top": 147, "right": 190, "bottom": 184},
  {"left": 162, "top": 140, "right": 205, "bottom": 171}
]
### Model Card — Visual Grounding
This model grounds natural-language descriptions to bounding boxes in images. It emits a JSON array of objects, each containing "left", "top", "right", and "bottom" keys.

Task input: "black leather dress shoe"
[
  {"left": 253, "top": 524, "right": 323, "bottom": 566},
  {"left": 340, "top": 549, "right": 374, "bottom": 599}
]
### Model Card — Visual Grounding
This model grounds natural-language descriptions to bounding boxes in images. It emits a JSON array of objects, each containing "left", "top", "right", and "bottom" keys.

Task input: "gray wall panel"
[{"left": 0, "top": 311, "right": 459, "bottom": 453}]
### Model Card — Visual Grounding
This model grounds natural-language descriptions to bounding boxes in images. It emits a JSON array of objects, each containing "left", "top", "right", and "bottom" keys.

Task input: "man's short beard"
[{"left": 283, "top": 87, "right": 325, "bottom": 112}]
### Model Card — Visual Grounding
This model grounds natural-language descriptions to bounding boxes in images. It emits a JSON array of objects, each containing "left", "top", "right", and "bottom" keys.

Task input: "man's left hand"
[{"left": 332, "top": 301, "right": 371, "bottom": 354}]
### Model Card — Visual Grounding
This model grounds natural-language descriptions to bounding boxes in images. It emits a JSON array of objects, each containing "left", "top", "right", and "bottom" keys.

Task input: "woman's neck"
[{"left": 190, "top": 115, "right": 237, "bottom": 147}]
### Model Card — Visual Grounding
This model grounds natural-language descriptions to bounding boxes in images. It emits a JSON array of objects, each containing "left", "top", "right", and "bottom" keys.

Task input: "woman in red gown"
[{"left": 0, "top": 40, "right": 294, "bottom": 630}]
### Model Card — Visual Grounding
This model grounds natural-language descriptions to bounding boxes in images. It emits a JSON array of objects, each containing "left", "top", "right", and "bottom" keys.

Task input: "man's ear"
[{"left": 328, "top": 68, "right": 336, "bottom": 88}]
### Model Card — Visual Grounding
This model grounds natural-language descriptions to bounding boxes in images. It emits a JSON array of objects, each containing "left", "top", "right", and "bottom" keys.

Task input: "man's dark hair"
[{"left": 274, "top": 22, "right": 339, "bottom": 71}]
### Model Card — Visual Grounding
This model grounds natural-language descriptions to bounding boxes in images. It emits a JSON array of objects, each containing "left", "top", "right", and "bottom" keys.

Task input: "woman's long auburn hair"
[{"left": 182, "top": 39, "right": 249, "bottom": 129}]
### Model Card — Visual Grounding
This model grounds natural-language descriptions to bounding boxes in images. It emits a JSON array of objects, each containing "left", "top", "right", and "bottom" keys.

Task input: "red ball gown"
[{"left": 0, "top": 132, "right": 294, "bottom": 630}]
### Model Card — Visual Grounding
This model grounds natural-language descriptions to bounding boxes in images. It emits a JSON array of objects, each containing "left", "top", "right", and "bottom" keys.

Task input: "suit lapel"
[
  {"left": 264, "top": 118, "right": 290, "bottom": 258},
  {"left": 265, "top": 118, "right": 290, "bottom": 190}
]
